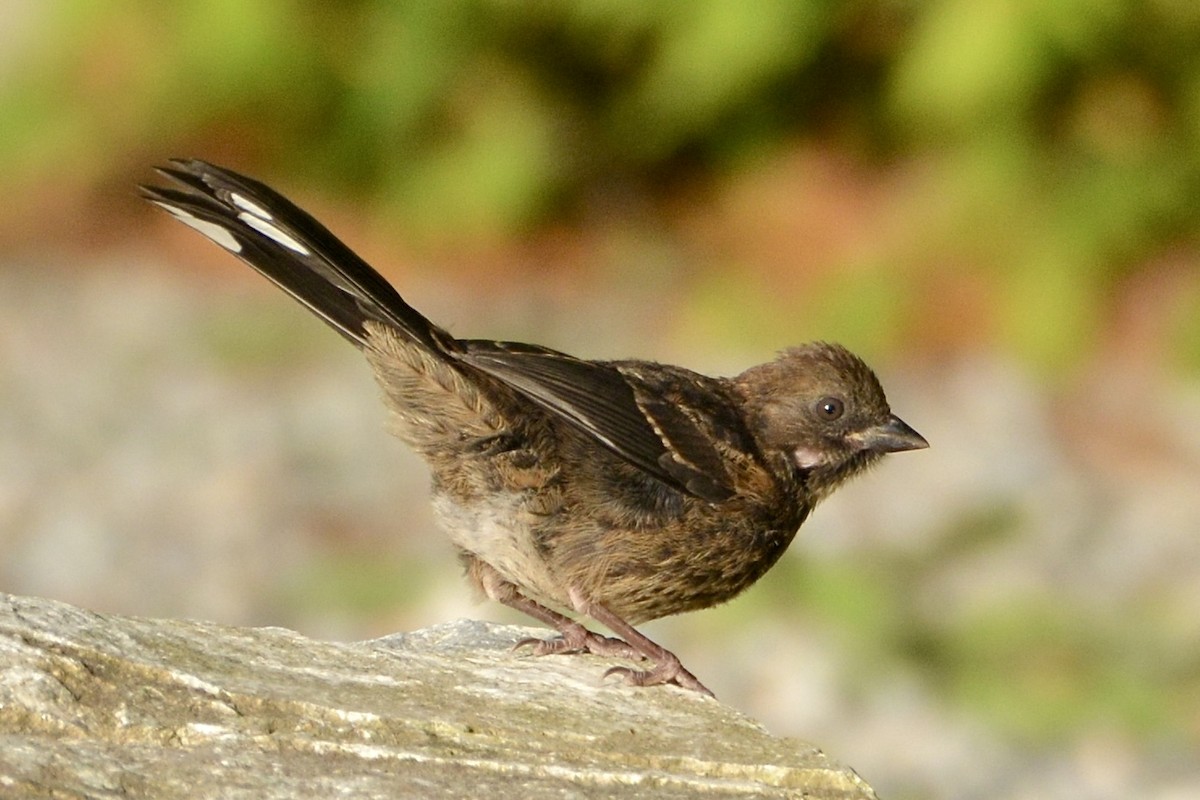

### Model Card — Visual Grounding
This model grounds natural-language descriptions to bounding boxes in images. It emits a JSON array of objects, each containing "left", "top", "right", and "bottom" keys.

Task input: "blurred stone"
[{"left": 0, "top": 593, "right": 877, "bottom": 799}]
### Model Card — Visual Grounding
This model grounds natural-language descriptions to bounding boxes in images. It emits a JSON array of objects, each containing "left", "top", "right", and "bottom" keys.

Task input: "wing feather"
[
  {"left": 145, "top": 160, "right": 740, "bottom": 502},
  {"left": 461, "top": 341, "right": 734, "bottom": 502}
]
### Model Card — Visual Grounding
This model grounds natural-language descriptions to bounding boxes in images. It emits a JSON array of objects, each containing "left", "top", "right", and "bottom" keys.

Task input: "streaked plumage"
[{"left": 143, "top": 160, "right": 927, "bottom": 695}]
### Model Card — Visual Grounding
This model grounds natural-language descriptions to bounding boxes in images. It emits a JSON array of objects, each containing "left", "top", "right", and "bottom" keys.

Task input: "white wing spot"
[
  {"left": 229, "top": 192, "right": 272, "bottom": 220},
  {"left": 152, "top": 203, "right": 242, "bottom": 253},
  {"left": 238, "top": 212, "right": 311, "bottom": 255}
]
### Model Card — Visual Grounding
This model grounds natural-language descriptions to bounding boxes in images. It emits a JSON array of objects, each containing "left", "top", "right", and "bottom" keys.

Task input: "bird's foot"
[
  {"left": 603, "top": 656, "right": 715, "bottom": 698},
  {"left": 515, "top": 625, "right": 643, "bottom": 661}
]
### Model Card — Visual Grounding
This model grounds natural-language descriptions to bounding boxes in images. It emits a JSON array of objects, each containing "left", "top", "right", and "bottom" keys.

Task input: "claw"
[
  {"left": 602, "top": 662, "right": 714, "bottom": 698},
  {"left": 516, "top": 631, "right": 645, "bottom": 660}
]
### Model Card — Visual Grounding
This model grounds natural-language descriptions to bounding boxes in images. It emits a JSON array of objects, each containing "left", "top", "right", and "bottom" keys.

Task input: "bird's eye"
[{"left": 815, "top": 396, "right": 844, "bottom": 421}]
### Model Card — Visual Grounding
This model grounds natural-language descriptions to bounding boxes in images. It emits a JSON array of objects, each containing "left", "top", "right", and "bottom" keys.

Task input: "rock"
[{"left": 0, "top": 593, "right": 877, "bottom": 798}]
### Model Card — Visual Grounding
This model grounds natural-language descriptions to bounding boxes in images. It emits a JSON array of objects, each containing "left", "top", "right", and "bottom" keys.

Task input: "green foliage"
[
  {"left": 1172, "top": 280, "right": 1200, "bottom": 372},
  {"left": 756, "top": 503, "right": 1198, "bottom": 744},
  {"left": 933, "top": 601, "right": 1183, "bottom": 741},
  {"left": 279, "top": 549, "right": 431, "bottom": 618},
  {"left": 2, "top": 0, "right": 1199, "bottom": 368},
  {"left": 196, "top": 296, "right": 343, "bottom": 370}
]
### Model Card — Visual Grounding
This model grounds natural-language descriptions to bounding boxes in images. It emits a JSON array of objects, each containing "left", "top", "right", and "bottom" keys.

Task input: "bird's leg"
[
  {"left": 505, "top": 592, "right": 643, "bottom": 660},
  {"left": 471, "top": 560, "right": 641, "bottom": 660},
  {"left": 571, "top": 590, "right": 715, "bottom": 698}
]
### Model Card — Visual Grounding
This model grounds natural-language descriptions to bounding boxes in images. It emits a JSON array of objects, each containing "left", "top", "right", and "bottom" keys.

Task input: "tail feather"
[
  {"left": 143, "top": 159, "right": 736, "bottom": 500},
  {"left": 141, "top": 159, "right": 450, "bottom": 353}
]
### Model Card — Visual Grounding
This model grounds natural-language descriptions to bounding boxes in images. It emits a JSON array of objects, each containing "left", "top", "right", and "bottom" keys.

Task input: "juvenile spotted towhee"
[{"left": 143, "top": 160, "right": 927, "bottom": 696}]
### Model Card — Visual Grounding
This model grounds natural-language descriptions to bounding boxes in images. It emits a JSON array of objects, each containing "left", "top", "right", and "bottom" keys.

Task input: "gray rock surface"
[{"left": 0, "top": 593, "right": 876, "bottom": 799}]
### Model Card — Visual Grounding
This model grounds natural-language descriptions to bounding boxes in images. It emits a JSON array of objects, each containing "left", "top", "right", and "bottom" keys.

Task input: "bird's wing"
[
  {"left": 461, "top": 341, "right": 735, "bottom": 502},
  {"left": 144, "top": 160, "right": 735, "bottom": 501}
]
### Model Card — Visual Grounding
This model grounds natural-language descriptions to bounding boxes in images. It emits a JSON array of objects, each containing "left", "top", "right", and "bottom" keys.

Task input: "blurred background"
[{"left": 2, "top": 1, "right": 1198, "bottom": 797}]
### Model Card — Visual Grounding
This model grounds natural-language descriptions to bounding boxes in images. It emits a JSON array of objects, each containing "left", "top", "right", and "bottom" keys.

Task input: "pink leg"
[
  {"left": 570, "top": 590, "right": 714, "bottom": 698},
  {"left": 472, "top": 560, "right": 641, "bottom": 660}
]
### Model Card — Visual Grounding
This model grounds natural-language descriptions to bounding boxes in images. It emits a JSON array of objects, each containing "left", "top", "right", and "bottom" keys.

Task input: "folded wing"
[
  {"left": 144, "top": 160, "right": 735, "bottom": 502},
  {"left": 462, "top": 342, "right": 734, "bottom": 501}
]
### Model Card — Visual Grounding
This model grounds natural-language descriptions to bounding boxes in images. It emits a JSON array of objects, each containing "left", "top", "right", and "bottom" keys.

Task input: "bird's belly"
[
  {"left": 565, "top": 500, "right": 811, "bottom": 624},
  {"left": 430, "top": 492, "right": 565, "bottom": 606}
]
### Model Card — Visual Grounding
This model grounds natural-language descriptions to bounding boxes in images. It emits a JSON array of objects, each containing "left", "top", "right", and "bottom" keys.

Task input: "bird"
[{"left": 142, "top": 159, "right": 928, "bottom": 697}]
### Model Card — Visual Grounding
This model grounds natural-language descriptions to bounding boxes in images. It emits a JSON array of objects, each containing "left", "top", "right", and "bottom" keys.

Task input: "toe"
[
  {"left": 582, "top": 634, "right": 643, "bottom": 660},
  {"left": 601, "top": 663, "right": 714, "bottom": 697},
  {"left": 514, "top": 635, "right": 582, "bottom": 656}
]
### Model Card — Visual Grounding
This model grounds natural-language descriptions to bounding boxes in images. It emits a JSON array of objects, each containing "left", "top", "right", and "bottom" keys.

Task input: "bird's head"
[{"left": 735, "top": 342, "right": 927, "bottom": 498}]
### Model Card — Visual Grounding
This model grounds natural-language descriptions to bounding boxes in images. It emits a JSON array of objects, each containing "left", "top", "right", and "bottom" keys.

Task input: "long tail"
[
  {"left": 141, "top": 159, "right": 456, "bottom": 354},
  {"left": 142, "top": 161, "right": 736, "bottom": 501}
]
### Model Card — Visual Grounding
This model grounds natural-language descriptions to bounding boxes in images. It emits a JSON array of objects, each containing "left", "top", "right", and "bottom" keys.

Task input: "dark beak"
[{"left": 855, "top": 415, "right": 928, "bottom": 454}]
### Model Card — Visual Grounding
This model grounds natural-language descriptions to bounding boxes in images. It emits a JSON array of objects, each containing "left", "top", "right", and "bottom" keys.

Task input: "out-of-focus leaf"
[
  {"left": 609, "top": 0, "right": 833, "bottom": 159},
  {"left": 375, "top": 69, "right": 566, "bottom": 240},
  {"left": 889, "top": 0, "right": 1050, "bottom": 135}
]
